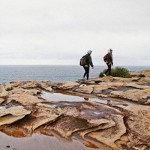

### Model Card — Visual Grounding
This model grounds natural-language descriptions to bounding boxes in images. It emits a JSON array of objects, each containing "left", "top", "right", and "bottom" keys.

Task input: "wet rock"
[
  {"left": 0, "top": 105, "right": 60, "bottom": 137},
  {"left": 43, "top": 116, "right": 96, "bottom": 138},
  {"left": 0, "top": 72, "right": 149, "bottom": 150},
  {"left": 87, "top": 115, "right": 126, "bottom": 150}
]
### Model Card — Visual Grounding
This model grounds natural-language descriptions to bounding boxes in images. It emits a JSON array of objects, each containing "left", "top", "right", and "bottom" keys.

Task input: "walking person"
[
  {"left": 80, "top": 50, "right": 94, "bottom": 80},
  {"left": 103, "top": 49, "right": 113, "bottom": 76}
]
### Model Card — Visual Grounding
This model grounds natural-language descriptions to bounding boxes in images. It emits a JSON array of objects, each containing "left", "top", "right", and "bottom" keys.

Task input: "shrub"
[{"left": 99, "top": 67, "right": 131, "bottom": 78}]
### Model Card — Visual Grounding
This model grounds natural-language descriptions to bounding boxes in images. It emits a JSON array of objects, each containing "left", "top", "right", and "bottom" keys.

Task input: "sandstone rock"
[
  {"left": 45, "top": 86, "right": 53, "bottom": 92},
  {"left": 5, "top": 83, "right": 13, "bottom": 91},
  {"left": 126, "top": 83, "right": 149, "bottom": 89},
  {"left": 93, "top": 85, "right": 110, "bottom": 94},
  {"left": 57, "top": 82, "right": 79, "bottom": 90},
  {"left": 87, "top": 115, "right": 126, "bottom": 150},
  {"left": 0, "top": 106, "right": 30, "bottom": 117},
  {"left": 130, "top": 71, "right": 145, "bottom": 77},
  {"left": 0, "top": 90, "right": 9, "bottom": 98},
  {"left": 0, "top": 115, "right": 26, "bottom": 126},
  {"left": 8, "top": 93, "right": 44, "bottom": 105},
  {"left": 39, "top": 82, "right": 49, "bottom": 89},
  {"left": 96, "top": 94, "right": 108, "bottom": 98},
  {"left": 74, "top": 85, "right": 94, "bottom": 94},
  {"left": 21, "top": 80, "right": 40, "bottom": 89},
  {"left": 113, "top": 77, "right": 140, "bottom": 83},
  {"left": 140, "top": 70, "right": 150, "bottom": 77},
  {"left": 10, "top": 80, "right": 22, "bottom": 87},
  {"left": 80, "top": 119, "right": 115, "bottom": 138},
  {"left": 139, "top": 77, "right": 150, "bottom": 84},
  {"left": 110, "top": 89, "right": 150, "bottom": 103},
  {"left": 0, "top": 74, "right": 149, "bottom": 149},
  {"left": 25, "top": 89, "right": 41, "bottom": 95},
  {"left": 44, "top": 116, "right": 95, "bottom": 138},
  {"left": 0, "top": 98, "right": 5, "bottom": 104},
  {"left": 57, "top": 106, "right": 80, "bottom": 117}
]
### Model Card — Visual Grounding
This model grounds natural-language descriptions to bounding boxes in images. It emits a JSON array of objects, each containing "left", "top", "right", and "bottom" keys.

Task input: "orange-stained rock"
[
  {"left": 87, "top": 115, "right": 126, "bottom": 150},
  {"left": 0, "top": 71, "right": 149, "bottom": 150}
]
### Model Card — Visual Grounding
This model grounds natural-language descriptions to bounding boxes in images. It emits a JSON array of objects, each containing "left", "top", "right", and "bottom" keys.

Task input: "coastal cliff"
[{"left": 0, "top": 70, "right": 150, "bottom": 150}]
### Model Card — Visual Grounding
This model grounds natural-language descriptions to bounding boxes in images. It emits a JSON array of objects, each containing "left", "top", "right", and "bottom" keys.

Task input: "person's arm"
[
  {"left": 111, "top": 55, "right": 113, "bottom": 65},
  {"left": 89, "top": 55, "right": 94, "bottom": 68}
]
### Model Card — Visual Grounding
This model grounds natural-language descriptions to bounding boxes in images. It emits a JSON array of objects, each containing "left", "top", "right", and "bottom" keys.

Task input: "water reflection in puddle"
[
  {"left": 41, "top": 91, "right": 107, "bottom": 104},
  {"left": 0, "top": 132, "right": 98, "bottom": 150}
]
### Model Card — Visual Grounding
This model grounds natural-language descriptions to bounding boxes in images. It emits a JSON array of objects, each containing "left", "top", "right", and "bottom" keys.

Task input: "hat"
[
  {"left": 87, "top": 50, "right": 92, "bottom": 54},
  {"left": 108, "top": 49, "right": 113, "bottom": 53}
]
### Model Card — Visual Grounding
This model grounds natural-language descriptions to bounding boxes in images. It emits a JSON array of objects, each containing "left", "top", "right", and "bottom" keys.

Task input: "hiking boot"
[{"left": 103, "top": 73, "right": 107, "bottom": 77}]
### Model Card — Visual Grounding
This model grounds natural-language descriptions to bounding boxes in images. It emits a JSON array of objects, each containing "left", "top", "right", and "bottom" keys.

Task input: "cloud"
[{"left": 0, "top": 0, "right": 150, "bottom": 65}]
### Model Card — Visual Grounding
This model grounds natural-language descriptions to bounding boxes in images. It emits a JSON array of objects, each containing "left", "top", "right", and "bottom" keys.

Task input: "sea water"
[{"left": 0, "top": 65, "right": 149, "bottom": 83}]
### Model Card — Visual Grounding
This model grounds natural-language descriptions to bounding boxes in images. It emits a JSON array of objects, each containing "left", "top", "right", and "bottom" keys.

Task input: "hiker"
[
  {"left": 80, "top": 50, "right": 94, "bottom": 80},
  {"left": 103, "top": 49, "right": 113, "bottom": 76}
]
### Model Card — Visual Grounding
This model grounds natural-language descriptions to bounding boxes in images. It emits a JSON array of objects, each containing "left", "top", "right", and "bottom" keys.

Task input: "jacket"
[
  {"left": 106, "top": 53, "right": 113, "bottom": 65},
  {"left": 84, "top": 54, "right": 93, "bottom": 67}
]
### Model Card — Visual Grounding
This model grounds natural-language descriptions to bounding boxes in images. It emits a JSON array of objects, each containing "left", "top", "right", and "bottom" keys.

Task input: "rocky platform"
[{"left": 0, "top": 70, "right": 150, "bottom": 150}]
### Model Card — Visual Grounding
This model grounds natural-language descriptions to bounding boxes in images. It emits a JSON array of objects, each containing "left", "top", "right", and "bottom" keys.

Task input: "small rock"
[{"left": 6, "top": 145, "right": 10, "bottom": 148}]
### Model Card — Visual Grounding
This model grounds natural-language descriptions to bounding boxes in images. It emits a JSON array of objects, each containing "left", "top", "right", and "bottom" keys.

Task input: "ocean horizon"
[{"left": 0, "top": 65, "right": 149, "bottom": 83}]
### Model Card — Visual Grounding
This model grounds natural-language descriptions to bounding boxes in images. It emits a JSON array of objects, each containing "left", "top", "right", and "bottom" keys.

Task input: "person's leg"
[
  {"left": 83, "top": 66, "right": 87, "bottom": 79},
  {"left": 83, "top": 66, "right": 89, "bottom": 80},
  {"left": 108, "top": 64, "right": 111, "bottom": 75},
  {"left": 104, "top": 63, "right": 109, "bottom": 75},
  {"left": 86, "top": 67, "right": 90, "bottom": 80}
]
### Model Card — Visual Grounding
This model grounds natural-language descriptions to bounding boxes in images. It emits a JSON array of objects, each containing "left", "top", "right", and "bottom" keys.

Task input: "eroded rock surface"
[{"left": 0, "top": 71, "right": 150, "bottom": 150}]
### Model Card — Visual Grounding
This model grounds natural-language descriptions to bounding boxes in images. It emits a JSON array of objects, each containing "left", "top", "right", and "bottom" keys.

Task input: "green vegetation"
[{"left": 99, "top": 67, "right": 131, "bottom": 78}]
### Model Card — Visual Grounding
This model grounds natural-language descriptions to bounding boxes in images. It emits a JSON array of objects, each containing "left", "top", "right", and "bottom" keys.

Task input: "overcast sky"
[{"left": 0, "top": 0, "right": 150, "bottom": 66}]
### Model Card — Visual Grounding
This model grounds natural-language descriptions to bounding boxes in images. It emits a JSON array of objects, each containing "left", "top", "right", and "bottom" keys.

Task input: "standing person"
[
  {"left": 80, "top": 50, "right": 94, "bottom": 80},
  {"left": 103, "top": 49, "right": 113, "bottom": 76}
]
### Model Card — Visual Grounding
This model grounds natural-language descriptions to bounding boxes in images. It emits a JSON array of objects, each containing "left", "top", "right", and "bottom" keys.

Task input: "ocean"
[{"left": 0, "top": 65, "right": 149, "bottom": 83}]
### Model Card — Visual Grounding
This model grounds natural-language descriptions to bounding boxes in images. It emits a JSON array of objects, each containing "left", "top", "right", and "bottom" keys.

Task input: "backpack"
[
  {"left": 80, "top": 55, "right": 88, "bottom": 66},
  {"left": 103, "top": 54, "right": 108, "bottom": 62}
]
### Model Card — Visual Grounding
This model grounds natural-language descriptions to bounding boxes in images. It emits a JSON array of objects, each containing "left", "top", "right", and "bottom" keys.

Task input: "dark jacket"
[
  {"left": 106, "top": 53, "right": 113, "bottom": 65},
  {"left": 85, "top": 54, "right": 93, "bottom": 67}
]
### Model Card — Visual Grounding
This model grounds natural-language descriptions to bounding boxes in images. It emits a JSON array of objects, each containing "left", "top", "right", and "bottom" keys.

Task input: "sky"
[{"left": 0, "top": 0, "right": 150, "bottom": 66}]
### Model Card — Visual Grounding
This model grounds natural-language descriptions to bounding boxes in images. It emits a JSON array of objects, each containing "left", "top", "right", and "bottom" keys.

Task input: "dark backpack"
[
  {"left": 80, "top": 55, "right": 88, "bottom": 66},
  {"left": 103, "top": 54, "right": 108, "bottom": 62}
]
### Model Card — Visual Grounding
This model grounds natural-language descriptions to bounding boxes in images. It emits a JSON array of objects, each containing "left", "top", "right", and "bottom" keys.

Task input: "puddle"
[
  {"left": 40, "top": 91, "right": 107, "bottom": 104},
  {"left": 0, "top": 132, "right": 99, "bottom": 150}
]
